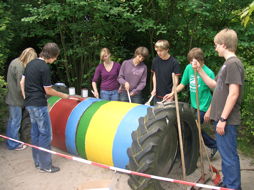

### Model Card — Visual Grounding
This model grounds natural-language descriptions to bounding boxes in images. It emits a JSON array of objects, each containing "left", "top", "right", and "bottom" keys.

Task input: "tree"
[
  {"left": 241, "top": 1, "right": 254, "bottom": 27},
  {"left": 0, "top": 2, "right": 13, "bottom": 76},
  {"left": 0, "top": 2, "right": 12, "bottom": 133},
  {"left": 21, "top": 0, "right": 147, "bottom": 91}
]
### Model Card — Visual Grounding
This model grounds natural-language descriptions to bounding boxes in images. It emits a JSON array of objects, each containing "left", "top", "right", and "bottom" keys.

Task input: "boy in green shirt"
[{"left": 164, "top": 48, "right": 217, "bottom": 159}]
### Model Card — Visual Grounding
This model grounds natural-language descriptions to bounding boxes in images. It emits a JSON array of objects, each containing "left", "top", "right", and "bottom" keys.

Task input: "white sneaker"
[{"left": 15, "top": 144, "right": 27, "bottom": 151}]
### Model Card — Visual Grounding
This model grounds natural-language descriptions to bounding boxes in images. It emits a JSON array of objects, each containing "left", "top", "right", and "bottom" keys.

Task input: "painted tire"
[
  {"left": 48, "top": 97, "right": 150, "bottom": 167},
  {"left": 50, "top": 98, "right": 79, "bottom": 151},
  {"left": 48, "top": 96, "right": 198, "bottom": 190}
]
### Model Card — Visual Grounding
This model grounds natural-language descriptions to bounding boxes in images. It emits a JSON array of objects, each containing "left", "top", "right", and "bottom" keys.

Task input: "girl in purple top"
[
  {"left": 92, "top": 48, "right": 121, "bottom": 101},
  {"left": 118, "top": 47, "right": 149, "bottom": 104}
]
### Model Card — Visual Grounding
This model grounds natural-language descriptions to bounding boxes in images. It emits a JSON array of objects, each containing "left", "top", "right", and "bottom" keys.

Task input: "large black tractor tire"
[{"left": 127, "top": 102, "right": 199, "bottom": 190}]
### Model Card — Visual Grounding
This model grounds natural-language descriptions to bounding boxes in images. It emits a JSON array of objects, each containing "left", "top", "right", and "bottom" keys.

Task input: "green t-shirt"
[{"left": 181, "top": 64, "right": 215, "bottom": 112}]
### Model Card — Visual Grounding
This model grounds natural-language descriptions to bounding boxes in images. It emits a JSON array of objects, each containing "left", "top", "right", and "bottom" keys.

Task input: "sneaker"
[
  {"left": 35, "top": 164, "right": 40, "bottom": 169},
  {"left": 40, "top": 166, "right": 60, "bottom": 173},
  {"left": 15, "top": 144, "right": 27, "bottom": 151},
  {"left": 210, "top": 148, "right": 217, "bottom": 160}
]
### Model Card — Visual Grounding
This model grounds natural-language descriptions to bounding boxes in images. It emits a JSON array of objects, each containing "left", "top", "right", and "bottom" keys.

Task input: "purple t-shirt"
[
  {"left": 92, "top": 62, "right": 121, "bottom": 91},
  {"left": 117, "top": 59, "right": 147, "bottom": 95}
]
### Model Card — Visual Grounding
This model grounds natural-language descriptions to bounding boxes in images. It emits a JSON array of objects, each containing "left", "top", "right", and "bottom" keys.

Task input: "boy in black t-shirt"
[
  {"left": 151, "top": 40, "right": 180, "bottom": 104},
  {"left": 20, "top": 43, "right": 78, "bottom": 173}
]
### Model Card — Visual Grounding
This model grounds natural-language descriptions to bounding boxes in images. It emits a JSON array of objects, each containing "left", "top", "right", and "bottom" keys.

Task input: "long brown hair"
[
  {"left": 19, "top": 48, "right": 37, "bottom": 67},
  {"left": 100, "top": 48, "right": 111, "bottom": 64}
]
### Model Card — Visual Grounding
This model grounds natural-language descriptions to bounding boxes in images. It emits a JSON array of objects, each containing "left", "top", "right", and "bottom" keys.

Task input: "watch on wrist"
[{"left": 219, "top": 117, "right": 227, "bottom": 122}]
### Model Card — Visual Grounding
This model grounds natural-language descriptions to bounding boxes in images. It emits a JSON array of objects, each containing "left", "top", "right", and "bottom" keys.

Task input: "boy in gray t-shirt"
[{"left": 192, "top": 28, "right": 244, "bottom": 190}]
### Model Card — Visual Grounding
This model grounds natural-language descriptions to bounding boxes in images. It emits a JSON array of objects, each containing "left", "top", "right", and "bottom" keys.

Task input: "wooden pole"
[
  {"left": 172, "top": 73, "right": 186, "bottom": 180},
  {"left": 127, "top": 89, "right": 132, "bottom": 103},
  {"left": 194, "top": 71, "right": 205, "bottom": 180},
  {"left": 195, "top": 120, "right": 213, "bottom": 179}
]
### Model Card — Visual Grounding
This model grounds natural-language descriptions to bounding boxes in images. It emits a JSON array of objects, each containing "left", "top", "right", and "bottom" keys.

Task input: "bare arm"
[
  {"left": 197, "top": 69, "right": 217, "bottom": 89},
  {"left": 92, "top": 81, "right": 99, "bottom": 98},
  {"left": 44, "top": 86, "right": 69, "bottom": 99},
  {"left": 192, "top": 59, "right": 216, "bottom": 89},
  {"left": 163, "top": 83, "right": 185, "bottom": 101},
  {"left": 163, "top": 74, "right": 180, "bottom": 101},
  {"left": 176, "top": 83, "right": 185, "bottom": 93},
  {"left": 151, "top": 72, "right": 156, "bottom": 96},
  {"left": 204, "top": 105, "right": 211, "bottom": 123},
  {"left": 20, "top": 76, "right": 25, "bottom": 99},
  {"left": 216, "top": 84, "right": 240, "bottom": 135}
]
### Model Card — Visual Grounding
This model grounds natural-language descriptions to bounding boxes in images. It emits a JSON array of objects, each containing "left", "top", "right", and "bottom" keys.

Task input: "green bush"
[
  {"left": 237, "top": 63, "right": 254, "bottom": 157},
  {"left": 0, "top": 76, "right": 7, "bottom": 135}
]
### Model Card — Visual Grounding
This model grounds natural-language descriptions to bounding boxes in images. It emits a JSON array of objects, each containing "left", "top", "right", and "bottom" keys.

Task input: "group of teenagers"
[
  {"left": 92, "top": 41, "right": 179, "bottom": 105},
  {"left": 5, "top": 28, "right": 243, "bottom": 190}
]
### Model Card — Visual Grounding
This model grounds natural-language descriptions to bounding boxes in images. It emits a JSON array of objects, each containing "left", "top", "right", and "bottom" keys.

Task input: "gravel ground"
[{"left": 0, "top": 141, "right": 253, "bottom": 190}]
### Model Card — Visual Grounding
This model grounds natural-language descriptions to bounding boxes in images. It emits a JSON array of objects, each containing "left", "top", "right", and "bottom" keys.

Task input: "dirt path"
[{"left": 0, "top": 141, "right": 253, "bottom": 190}]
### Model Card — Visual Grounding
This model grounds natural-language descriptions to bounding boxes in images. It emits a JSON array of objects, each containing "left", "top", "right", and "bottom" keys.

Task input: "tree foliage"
[
  {"left": 241, "top": 1, "right": 254, "bottom": 27},
  {"left": 0, "top": 2, "right": 14, "bottom": 76},
  {"left": 1, "top": 0, "right": 254, "bottom": 143}
]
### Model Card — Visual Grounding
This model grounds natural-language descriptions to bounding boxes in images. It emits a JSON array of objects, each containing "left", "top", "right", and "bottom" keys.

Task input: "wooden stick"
[
  {"left": 156, "top": 99, "right": 167, "bottom": 104},
  {"left": 145, "top": 95, "right": 154, "bottom": 105},
  {"left": 194, "top": 71, "right": 205, "bottom": 180},
  {"left": 195, "top": 120, "right": 213, "bottom": 179},
  {"left": 127, "top": 89, "right": 132, "bottom": 103},
  {"left": 172, "top": 73, "right": 186, "bottom": 180}
]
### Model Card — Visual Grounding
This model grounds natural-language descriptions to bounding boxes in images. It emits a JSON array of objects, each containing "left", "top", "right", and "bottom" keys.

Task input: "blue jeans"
[
  {"left": 100, "top": 90, "right": 119, "bottom": 101},
  {"left": 199, "top": 111, "right": 217, "bottom": 149},
  {"left": 119, "top": 91, "right": 143, "bottom": 104},
  {"left": 26, "top": 106, "right": 52, "bottom": 170},
  {"left": 6, "top": 106, "right": 22, "bottom": 149},
  {"left": 214, "top": 122, "right": 241, "bottom": 189}
]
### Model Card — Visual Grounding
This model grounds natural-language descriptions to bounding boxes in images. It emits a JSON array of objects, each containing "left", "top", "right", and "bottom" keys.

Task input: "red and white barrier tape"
[{"left": 0, "top": 134, "right": 233, "bottom": 190}]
